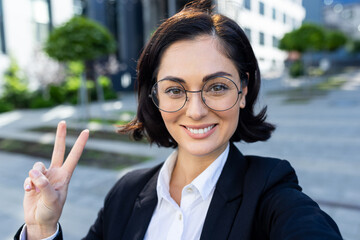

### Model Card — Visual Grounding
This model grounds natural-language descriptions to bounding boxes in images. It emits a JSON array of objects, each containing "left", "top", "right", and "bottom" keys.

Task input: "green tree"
[
  {"left": 279, "top": 23, "right": 326, "bottom": 53},
  {"left": 44, "top": 16, "right": 117, "bottom": 118},
  {"left": 325, "top": 30, "right": 347, "bottom": 52},
  {"left": 44, "top": 16, "right": 116, "bottom": 62}
]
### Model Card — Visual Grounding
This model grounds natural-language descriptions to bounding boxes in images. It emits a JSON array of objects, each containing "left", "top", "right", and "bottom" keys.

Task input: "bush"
[
  {"left": 0, "top": 99, "right": 14, "bottom": 113},
  {"left": 289, "top": 60, "right": 304, "bottom": 78},
  {"left": 98, "top": 76, "right": 117, "bottom": 100},
  {"left": 29, "top": 96, "right": 55, "bottom": 109},
  {"left": 2, "top": 57, "right": 31, "bottom": 108},
  {"left": 49, "top": 85, "right": 66, "bottom": 104}
]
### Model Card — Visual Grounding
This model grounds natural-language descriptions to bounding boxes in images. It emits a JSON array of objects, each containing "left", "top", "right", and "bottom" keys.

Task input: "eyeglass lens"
[{"left": 151, "top": 77, "right": 240, "bottom": 112}]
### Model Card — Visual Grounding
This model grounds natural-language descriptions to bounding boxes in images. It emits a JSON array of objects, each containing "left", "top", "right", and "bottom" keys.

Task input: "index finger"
[
  {"left": 50, "top": 121, "right": 67, "bottom": 169},
  {"left": 62, "top": 129, "right": 89, "bottom": 176}
]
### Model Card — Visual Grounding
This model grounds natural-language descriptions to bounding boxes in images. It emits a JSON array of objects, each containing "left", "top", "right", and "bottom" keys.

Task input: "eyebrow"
[{"left": 159, "top": 71, "right": 233, "bottom": 83}]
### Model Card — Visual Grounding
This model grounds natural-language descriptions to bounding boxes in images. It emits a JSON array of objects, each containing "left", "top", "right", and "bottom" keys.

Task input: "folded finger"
[
  {"left": 63, "top": 129, "right": 89, "bottom": 175},
  {"left": 24, "top": 177, "right": 33, "bottom": 191},
  {"left": 29, "top": 169, "right": 58, "bottom": 203},
  {"left": 50, "top": 121, "right": 67, "bottom": 169},
  {"left": 33, "top": 162, "right": 47, "bottom": 174}
]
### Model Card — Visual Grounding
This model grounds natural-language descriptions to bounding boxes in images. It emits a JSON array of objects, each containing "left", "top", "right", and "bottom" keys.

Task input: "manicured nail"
[
  {"left": 25, "top": 185, "right": 31, "bottom": 191},
  {"left": 30, "top": 169, "right": 40, "bottom": 178},
  {"left": 60, "top": 120, "right": 66, "bottom": 124}
]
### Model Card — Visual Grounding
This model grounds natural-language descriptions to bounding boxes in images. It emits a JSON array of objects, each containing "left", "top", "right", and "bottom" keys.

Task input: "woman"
[{"left": 16, "top": 1, "right": 342, "bottom": 239}]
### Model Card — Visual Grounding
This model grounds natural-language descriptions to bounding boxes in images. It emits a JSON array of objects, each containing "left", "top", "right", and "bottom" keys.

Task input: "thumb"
[{"left": 29, "top": 169, "right": 58, "bottom": 204}]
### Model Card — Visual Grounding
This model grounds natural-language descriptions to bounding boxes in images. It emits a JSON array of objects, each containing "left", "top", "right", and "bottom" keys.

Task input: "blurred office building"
[
  {"left": 217, "top": 0, "right": 305, "bottom": 76},
  {"left": 0, "top": 0, "right": 305, "bottom": 92}
]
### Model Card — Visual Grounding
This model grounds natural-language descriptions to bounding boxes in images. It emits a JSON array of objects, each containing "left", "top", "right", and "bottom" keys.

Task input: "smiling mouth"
[{"left": 185, "top": 124, "right": 216, "bottom": 134}]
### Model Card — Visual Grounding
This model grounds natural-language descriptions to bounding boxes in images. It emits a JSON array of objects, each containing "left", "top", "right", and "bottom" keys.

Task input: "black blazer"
[{"left": 15, "top": 143, "right": 342, "bottom": 240}]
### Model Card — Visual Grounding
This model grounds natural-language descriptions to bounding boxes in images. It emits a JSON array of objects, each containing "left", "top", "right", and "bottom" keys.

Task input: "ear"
[
  {"left": 239, "top": 72, "right": 249, "bottom": 109},
  {"left": 239, "top": 86, "right": 248, "bottom": 109}
]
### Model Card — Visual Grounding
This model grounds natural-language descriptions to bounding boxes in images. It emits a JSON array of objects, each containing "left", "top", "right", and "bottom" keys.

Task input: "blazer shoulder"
[
  {"left": 244, "top": 155, "right": 299, "bottom": 190},
  {"left": 105, "top": 163, "right": 162, "bottom": 203}
]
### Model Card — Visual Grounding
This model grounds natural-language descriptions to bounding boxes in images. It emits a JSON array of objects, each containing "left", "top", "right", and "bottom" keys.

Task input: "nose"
[{"left": 185, "top": 92, "right": 208, "bottom": 120}]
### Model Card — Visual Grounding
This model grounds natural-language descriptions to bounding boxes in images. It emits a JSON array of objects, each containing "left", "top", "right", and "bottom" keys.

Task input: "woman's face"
[{"left": 156, "top": 35, "right": 247, "bottom": 159}]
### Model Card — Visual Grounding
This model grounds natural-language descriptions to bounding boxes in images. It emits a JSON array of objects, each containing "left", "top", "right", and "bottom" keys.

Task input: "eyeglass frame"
[{"left": 149, "top": 75, "right": 245, "bottom": 113}]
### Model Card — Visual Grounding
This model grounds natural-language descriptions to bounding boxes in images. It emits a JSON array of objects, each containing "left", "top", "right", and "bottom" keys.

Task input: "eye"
[
  {"left": 164, "top": 87, "right": 185, "bottom": 98},
  {"left": 206, "top": 83, "right": 229, "bottom": 94}
]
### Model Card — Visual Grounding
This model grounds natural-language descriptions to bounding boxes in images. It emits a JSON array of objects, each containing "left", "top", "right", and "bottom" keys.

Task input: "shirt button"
[
  {"left": 178, "top": 213, "right": 182, "bottom": 221},
  {"left": 186, "top": 187, "right": 193, "bottom": 193}
]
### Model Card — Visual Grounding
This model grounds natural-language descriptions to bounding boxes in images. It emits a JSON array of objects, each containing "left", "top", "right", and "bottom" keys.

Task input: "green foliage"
[
  {"left": 347, "top": 39, "right": 360, "bottom": 53},
  {"left": 44, "top": 16, "right": 117, "bottom": 62},
  {"left": 279, "top": 23, "right": 348, "bottom": 54},
  {"left": 325, "top": 30, "right": 347, "bottom": 52},
  {"left": 289, "top": 60, "right": 304, "bottom": 78},
  {"left": 98, "top": 76, "right": 117, "bottom": 100},
  {"left": 279, "top": 23, "right": 326, "bottom": 53},
  {"left": 0, "top": 99, "right": 14, "bottom": 113},
  {"left": 29, "top": 95, "right": 55, "bottom": 109},
  {"left": 2, "top": 57, "right": 30, "bottom": 108}
]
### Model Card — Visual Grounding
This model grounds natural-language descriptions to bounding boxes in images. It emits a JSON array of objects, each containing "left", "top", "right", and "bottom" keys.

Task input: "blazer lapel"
[
  {"left": 200, "top": 143, "right": 248, "bottom": 240},
  {"left": 122, "top": 169, "right": 159, "bottom": 240}
]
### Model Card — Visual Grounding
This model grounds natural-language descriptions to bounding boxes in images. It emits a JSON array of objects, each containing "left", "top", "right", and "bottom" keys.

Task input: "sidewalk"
[{"left": 1, "top": 71, "right": 360, "bottom": 239}]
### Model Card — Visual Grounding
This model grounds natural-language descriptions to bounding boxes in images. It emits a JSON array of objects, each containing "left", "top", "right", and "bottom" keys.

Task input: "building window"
[
  {"left": 272, "top": 8, "right": 276, "bottom": 20},
  {"left": 259, "top": 32, "right": 265, "bottom": 46},
  {"left": 31, "top": 0, "right": 52, "bottom": 43},
  {"left": 244, "top": 0, "right": 251, "bottom": 10},
  {"left": 244, "top": 27, "right": 251, "bottom": 43},
  {"left": 283, "top": 13, "right": 287, "bottom": 24},
  {"left": 259, "top": 2, "right": 265, "bottom": 15},
  {"left": 0, "top": 0, "right": 5, "bottom": 54},
  {"left": 272, "top": 36, "right": 278, "bottom": 48}
]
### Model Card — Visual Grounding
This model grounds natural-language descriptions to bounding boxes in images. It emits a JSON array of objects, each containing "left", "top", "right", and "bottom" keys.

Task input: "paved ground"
[{"left": 0, "top": 70, "right": 359, "bottom": 239}]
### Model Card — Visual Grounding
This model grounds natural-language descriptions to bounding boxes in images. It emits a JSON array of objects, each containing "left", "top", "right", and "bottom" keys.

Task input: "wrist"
[{"left": 26, "top": 224, "right": 57, "bottom": 240}]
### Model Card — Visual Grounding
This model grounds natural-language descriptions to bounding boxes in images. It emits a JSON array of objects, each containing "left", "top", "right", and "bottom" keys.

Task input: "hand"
[{"left": 23, "top": 121, "right": 89, "bottom": 239}]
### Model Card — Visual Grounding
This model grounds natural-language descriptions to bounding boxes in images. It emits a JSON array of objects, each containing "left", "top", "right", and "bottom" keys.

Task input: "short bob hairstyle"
[{"left": 120, "top": 1, "right": 275, "bottom": 148}]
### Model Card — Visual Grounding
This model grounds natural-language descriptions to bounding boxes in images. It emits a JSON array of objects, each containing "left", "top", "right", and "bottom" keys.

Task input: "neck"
[{"left": 171, "top": 144, "right": 227, "bottom": 187}]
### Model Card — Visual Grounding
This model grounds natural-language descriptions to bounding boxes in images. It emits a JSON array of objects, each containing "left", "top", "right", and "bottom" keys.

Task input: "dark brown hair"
[{"left": 119, "top": 1, "right": 275, "bottom": 148}]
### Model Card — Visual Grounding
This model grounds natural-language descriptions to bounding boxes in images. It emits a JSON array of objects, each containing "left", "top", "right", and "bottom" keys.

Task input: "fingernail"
[
  {"left": 25, "top": 185, "right": 31, "bottom": 191},
  {"left": 30, "top": 169, "right": 40, "bottom": 178},
  {"left": 35, "top": 187, "right": 40, "bottom": 193},
  {"left": 60, "top": 120, "right": 66, "bottom": 124}
]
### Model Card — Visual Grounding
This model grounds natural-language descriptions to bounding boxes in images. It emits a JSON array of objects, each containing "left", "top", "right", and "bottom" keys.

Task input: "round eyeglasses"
[{"left": 149, "top": 76, "right": 243, "bottom": 112}]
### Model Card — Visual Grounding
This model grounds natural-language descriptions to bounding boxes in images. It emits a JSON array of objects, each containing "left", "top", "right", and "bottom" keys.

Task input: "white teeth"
[{"left": 186, "top": 125, "right": 214, "bottom": 134}]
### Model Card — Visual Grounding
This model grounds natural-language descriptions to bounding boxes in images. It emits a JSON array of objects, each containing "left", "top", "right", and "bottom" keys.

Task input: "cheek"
[{"left": 160, "top": 112, "right": 177, "bottom": 129}]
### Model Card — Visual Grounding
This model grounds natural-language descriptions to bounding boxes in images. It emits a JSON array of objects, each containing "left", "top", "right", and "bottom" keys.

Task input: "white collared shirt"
[{"left": 144, "top": 143, "right": 229, "bottom": 240}]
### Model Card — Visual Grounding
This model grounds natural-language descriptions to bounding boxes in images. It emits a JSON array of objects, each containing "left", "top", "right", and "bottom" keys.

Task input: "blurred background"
[{"left": 0, "top": 0, "right": 359, "bottom": 239}]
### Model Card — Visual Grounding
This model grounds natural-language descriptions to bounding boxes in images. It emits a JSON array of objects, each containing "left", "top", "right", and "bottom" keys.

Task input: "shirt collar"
[
  {"left": 156, "top": 143, "right": 230, "bottom": 203},
  {"left": 191, "top": 143, "right": 229, "bottom": 200}
]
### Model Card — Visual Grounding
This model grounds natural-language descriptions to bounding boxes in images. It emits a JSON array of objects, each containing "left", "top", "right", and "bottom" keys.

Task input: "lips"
[
  {"left": 182, "top": 124, "right": 217, "bottom": 139},
  {"left": 185, "top": 125, "right": 215, "bottom": 134}
]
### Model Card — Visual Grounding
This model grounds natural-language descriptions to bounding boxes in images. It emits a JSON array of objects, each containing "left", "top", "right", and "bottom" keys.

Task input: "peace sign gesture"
[{"left": 23, "top": 121, "right": 89, "bottom": 239}]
